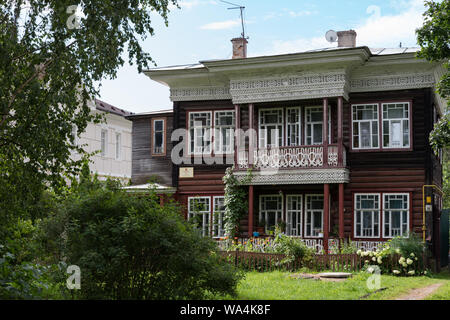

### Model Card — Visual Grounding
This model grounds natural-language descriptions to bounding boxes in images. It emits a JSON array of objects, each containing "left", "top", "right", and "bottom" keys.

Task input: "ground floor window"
[
  {"left": 353, "top": 192, "right": 410, "bottom": 239},
  {"left": 212, "top": 196, "right": 226, "bottom": 238},
  {"left": 188, "top": 197, "right": 211, "bottom": 237},
  {"left": 354, "top": 194, "right": 380, "bottom": 238},
  {"left": 286, "top": 195, "right": 302, "bottom": 236},
  {"left": 305, "top": 195, "right": 324, "bottom": 237},
  {"left": 383, "top": 193, "right": 409, "bottom": 238},
  {"left": 259, "top": 195, "right": 283, "bottom": 234}
]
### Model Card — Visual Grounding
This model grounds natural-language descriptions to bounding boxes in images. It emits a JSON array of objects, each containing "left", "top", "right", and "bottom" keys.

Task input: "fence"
[{"left": 218, "top": 250, "right": 425, "bottom": 273}]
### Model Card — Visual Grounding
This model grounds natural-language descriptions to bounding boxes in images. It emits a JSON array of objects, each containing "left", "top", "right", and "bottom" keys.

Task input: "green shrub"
[
  {"left": 273, "top": 227, "right": 315, "bottom": 266},
  {"left": 52, "top": 175, "right": 243, "bottom": 299}
]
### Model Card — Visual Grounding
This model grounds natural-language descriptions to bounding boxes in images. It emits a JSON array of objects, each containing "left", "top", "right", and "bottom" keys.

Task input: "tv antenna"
[{"left": 220, "top": 0, "right": 247, "bottom": 39}]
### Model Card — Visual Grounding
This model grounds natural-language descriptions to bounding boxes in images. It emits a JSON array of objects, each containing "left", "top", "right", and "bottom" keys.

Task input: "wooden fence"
[{"left": 218, "top": 250, "right": 426, "bottom": 273}]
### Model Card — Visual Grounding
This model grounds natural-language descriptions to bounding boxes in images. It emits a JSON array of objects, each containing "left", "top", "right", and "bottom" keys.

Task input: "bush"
[
  {"left": 52, "top": 175, "right": 242, "bottom": 299},
  {"left": 273, "top": 228, "right": 315, "bottom": 266}
]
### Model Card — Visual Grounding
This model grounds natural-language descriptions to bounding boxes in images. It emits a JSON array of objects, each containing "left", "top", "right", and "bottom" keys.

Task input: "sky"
[{"left": 98, "top": 0, "right": 429, "bottom": 114}]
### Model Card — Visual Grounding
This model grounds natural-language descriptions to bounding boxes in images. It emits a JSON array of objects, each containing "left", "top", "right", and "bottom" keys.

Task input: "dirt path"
[{"left": 395, "top": 283, "right": 443, "bottom": 300}]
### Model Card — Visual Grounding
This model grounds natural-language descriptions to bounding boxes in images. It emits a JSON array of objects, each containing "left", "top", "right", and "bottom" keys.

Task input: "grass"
[{"left": 212, "top": 268, "right": 450, "bottom": 300}]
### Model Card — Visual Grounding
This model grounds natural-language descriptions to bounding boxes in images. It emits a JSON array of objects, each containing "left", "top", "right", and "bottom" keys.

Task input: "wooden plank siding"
[
  {"left": 130, "top": 114, "right": 174, "bottom": 185},
  {"left": 171, "top": 88, "right": 439, "bottom": 240}
]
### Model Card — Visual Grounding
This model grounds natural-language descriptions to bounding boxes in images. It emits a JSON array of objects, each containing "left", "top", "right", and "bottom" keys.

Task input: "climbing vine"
[{"left": 223, "top": 167, "right": 253, "bottom": 240}]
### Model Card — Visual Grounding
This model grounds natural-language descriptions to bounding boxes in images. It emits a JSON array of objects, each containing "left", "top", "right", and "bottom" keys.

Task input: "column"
[
  {"left": 248, "top": 185, "right": 254, "bottom": 237},
  {"left": 323, "top": 98, "right": 329, "bottom": 167},
  {"left": 234, "top": 104, "right": 240, "bottom": 166},
  {"left": 323, "top": 183, "right": 330, "bottom": 254},
  {"left": 339, "top": 183, "right": 344, "bottom": 239},
  {"left": 337, "top": 96, "right": 344, "bottom": 166},
  {"left": 248, "top": 103, "right": 255, "bottom": 167}
]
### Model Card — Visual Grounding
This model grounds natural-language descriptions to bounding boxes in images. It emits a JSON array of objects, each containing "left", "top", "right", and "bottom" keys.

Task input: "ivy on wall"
[{"left": 223, "top": 167, "right": 253, "bottom": 240}]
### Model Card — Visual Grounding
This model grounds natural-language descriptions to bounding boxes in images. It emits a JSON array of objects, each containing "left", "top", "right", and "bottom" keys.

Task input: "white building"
[{"left": 72, "top": 99, "right": 133, "bottom": 183}]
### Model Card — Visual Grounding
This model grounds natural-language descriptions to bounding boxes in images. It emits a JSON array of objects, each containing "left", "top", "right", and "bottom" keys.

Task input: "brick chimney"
[
  {"left": 231, "top": 37, "right": 248, "bottom": 59},
  {"left": 337, "top": 30, "right": 357, "bottom": 48}
]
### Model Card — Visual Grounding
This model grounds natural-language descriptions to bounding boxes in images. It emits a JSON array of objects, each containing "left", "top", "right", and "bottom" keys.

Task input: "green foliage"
[
  {"left": 416, "top": 0, "right": 450, "bottom": 152},
  {"left": 273, "top": 227, "right": 315, "bottom": 266},
  {"left": 223, "top": 167, "right": 252, "bottom": 239},
  {"left": 46, "top": 173, "right": 242, "bottom": 299},
  {"left": 329, "top": 239, "right": 359, "bottom": 254},
  {"left": 0, "top": 0, "right": 179, "bottom": 242}
]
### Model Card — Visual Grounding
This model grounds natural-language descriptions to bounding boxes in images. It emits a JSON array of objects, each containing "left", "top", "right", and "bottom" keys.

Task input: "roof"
[
  {"left": 126, "top": 109, "right": 173, "bottom": 119},
  {"left": 122, "top": 183, "right": 176, "bottom": 194},
  {"left": 146, "top": 46, "right": 420, "bottom": 72},
  {"left": 95, "top": 98, "right": 134, "bottom": 117}
]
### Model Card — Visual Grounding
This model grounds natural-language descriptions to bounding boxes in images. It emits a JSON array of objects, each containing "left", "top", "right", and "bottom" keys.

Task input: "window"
[
  {"left": 305, "top": 195, "right": 324, "bottom": 237},
  {"left": 188, "top": 197, "right": 211, "bottom": 237},
  {"left": 305, "top": 107, "right": 323, "bottom": 145},
  {"left": 352, "top": 104, "right": 379, "bottom": 149},
  {"left": 286, "top": 107, "right": 301, "bottom": 146},
  {"left": 214, "top": 111, "right": 235, "bottom": 154},
  {"left": 383, "top": 194, "right": 409, "bottom": 238},
  {"left": 115, "top": 132, "right": 121, "bottom": 160},
  {"left": 382, "top": 103, "right": 410, "bottom": 148},
  {"left": 212, "top": 196, "right": 226, "bottom": 238},
  {"left": 259, "top": 195, "right": 283, "bottom": 234},
  {"left": 286, "top": 195, "right": 302, "bottom": 236},
  {"left": 71, "top": 125, "right": 78, "bottom": 146},
  {"left": 101, "top": 129, "right": 107, "bottom": 157},
  {"left": 354, "top": 194, "right": 380, "bottom": 238},
  {"left": 153, "top": 119, "right": 165, "bottom": 155},
  {"left": 259, "top": 109, "right": 283, "bottom": 148},
  {"left": 189, "top": 112, "right": 212, "bottom": 155}
]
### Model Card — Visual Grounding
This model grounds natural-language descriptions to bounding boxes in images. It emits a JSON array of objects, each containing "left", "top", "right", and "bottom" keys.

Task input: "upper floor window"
[
  {"left": 115, "top": 132, "right": 121, "bottom": 160},
  {"left": 214, "top": 111, "right": 235, "bottom": 154},
  {"left": 259, "top": 109, "right": 283, "bottom": 148},
  {"left": 382, "top": 102, "right": 410, "bottom": 149},
  {"left": 351, "top": 102, "right": 411, "bottom": 151},
  {"left": 153, "top": 118, "right": 165, "bottom": 155},
  {"left": 189, "top": 112, "right": 212, "bottom": 155},
  {"left": 286, "top": 107, "right": 301, "bottom": 146},
  {"left": 101, "top": 129, "right": 108, "bottom": 157},
  {"left": 305, "top": 107, "right": 323, "bottom": 145},
  {"left": 352, "top": 104, "right": 379, "bottom": 149}
]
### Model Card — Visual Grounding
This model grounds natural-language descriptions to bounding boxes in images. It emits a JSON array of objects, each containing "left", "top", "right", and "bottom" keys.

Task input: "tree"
[
  {"left": 46, "top": 173, "right": 242, "bottom": 299},
  {"left": 0, "top": 1, "right": 178, "bottom": 237},
  {"left": 416, "top": 0, "right": 450, "bottom": 153}
]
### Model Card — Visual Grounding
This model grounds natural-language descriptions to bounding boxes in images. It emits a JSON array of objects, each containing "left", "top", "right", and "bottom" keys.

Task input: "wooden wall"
[{"left": 130, "top": 114, "right": 173, "bottom": 186}]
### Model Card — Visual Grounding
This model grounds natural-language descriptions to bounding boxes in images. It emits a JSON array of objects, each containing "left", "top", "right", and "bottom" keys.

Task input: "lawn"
[{"left": 212, "top": 268, "right": 450, "bottom": 300}]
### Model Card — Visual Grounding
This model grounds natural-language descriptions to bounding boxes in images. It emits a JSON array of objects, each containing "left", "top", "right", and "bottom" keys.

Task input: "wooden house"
[{"left": 132, "top": 31, "right": 445, "bottom": 257}]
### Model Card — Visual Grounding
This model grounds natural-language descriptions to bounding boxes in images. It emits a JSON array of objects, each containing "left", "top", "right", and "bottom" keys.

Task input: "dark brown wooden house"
[{"left": 137, "top": 31, "right": 445, "bottom": 259}]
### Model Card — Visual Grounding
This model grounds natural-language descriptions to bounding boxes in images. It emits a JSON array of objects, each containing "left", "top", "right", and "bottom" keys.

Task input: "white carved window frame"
[
  {"left": 305, "top": 107, "right": 331, "bottom": 145},
  {"left": 382, "top": 193, "right": 410, "bottom": 238},
  {"left": 286, "top": 194, "right": 303, "bottom": 237},
  {"left": 351, "top": 104, "right": 380, "bottom": 150},
  {"left": 100, "top": 128, "right": 108, "bottom": 157},
  {"left": 354, "top": 193, "right": 380, "bottom": 239},
  {"left": 286, "top": 107, "right": 301, "bottom": 146},
  {"left": 259, "top": 194, "right": 284, "bottom": 234},
  {"left": 305, "top": 194, "right": 324, "bottom": 238},
  {"left": 381, "top": 102, "right": 411, "bottom": 149},
  {"left": 152, "top": 118, "right": 165, "bottom": 156},
  {"left": 188, "top": 111, "right": 212, "bottom": 155},
  {"left": 214, "top": 110, "right": 235, "bottom": 155},
  {"left": 115, "top": 131, "right": 122, "bottom": 160},
  {"left": 188, "top": 196, "right": 211, "bottom": 237},
  {"left": 258, "top": 108, "right": 284, "bottom": 148},
  {"left": 212, "top": 196, "right": 226, "bottom": 238}
]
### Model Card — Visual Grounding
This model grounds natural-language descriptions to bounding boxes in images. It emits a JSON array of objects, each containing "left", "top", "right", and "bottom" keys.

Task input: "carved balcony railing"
[{"left": 237, "top": 144, "right": 346, "bottom": 170}]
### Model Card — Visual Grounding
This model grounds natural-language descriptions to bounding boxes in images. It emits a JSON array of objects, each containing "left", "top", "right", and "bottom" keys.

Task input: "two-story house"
[{"left": 132, "top": 31, "right": 445, "bottom": 258}]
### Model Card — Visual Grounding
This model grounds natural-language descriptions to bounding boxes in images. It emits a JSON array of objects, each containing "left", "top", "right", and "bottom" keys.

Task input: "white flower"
[
  {"left": 415, "top": 257, "right": 418, "bottom": 261},
  {"left": 367, "top": 267, "right": 374, "bottom": 274},
  {"left": 395, "top": 248, "right": 401, "bottom": 254},
  {"left": 393, "top": 270, "right": 400, "bottom": 274},
  {"left": 402, "top": 262, "right": 408, "bottom": 267},
  {"left": 357, "top": 250, "right": 362, "bottom": 256},
  {"left": 410, "top": 253, "right": 415, "bottom": 257},
  {"left": 377, "top": 257, "right": 383, "bottom": 264},
  {"left": 407, "top": 258, "right": 413, "bottom": 265},
  {"left": 408, "top": 270, "right": 415, "bottom": 275},
  {"left": 372, "top": 257, "right": 376, "bottom": 262},
  {"left": 399, "top": 257, "right": 405, "bottom": 264}
]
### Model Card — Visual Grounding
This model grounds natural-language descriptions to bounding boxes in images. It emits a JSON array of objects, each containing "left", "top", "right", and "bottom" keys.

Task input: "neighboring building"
[
  {"left": 72, "top": 99, "right": 133, "bottom": 183},
  {"left": 133, "top": 31, "right": 445, "bottom": 262}
]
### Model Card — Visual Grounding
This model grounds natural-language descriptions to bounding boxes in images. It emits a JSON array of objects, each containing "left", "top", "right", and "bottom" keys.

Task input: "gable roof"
[{"left": 95, "top": 98, "right": 134, "bottom": 117}]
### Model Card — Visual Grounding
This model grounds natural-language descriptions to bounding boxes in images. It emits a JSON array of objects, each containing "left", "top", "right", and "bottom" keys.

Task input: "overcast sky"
[{"left": 98, "top": 0, "right": 429, "bottom": 114}]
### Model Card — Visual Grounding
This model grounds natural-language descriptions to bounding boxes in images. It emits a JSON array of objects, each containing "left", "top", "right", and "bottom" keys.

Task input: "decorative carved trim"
[
  {"left": 230, "top": 72, "right": 349, "bottom": 104},
  {"left": 234, "top": 168, "right": 349, "bottom": 185},
  {"left": 350, "top": 73, "right": 435, "bottom": 92},
  {"left": 170, "top": 86, "right": 231, "bottom": 101}
]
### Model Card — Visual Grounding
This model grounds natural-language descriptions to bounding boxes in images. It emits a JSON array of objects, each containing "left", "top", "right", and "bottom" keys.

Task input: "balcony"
[{"left": 236, "top": 144, "right": 346, "bottom": 170}]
